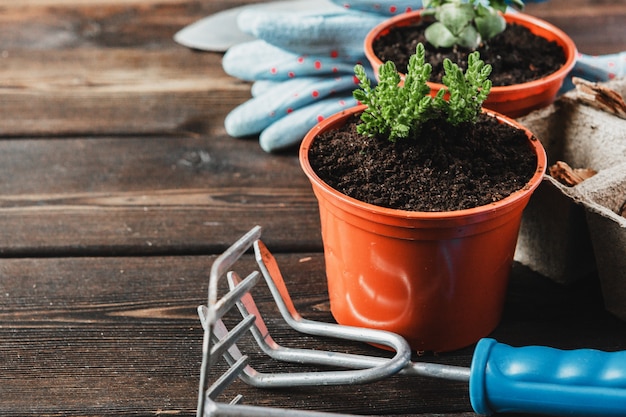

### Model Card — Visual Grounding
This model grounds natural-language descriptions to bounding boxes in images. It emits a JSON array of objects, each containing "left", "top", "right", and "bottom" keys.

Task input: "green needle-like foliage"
[
  {"left": 354, "top": 44, "right": 433, "bottom": 141},
  {"left": 353, "top": 43, "right": 492, "bottom": 142},
  {"left": 440, "top": 51, "right": 493, "bottom": 124}
]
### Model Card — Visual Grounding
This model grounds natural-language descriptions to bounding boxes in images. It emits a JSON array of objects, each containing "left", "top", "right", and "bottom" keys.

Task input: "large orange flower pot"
[
  {"left": 364, "top": 11, "right": 577, "bottom": 118},
  {"left": 300, "top": 106, "right": 547, "bottom": 352}
]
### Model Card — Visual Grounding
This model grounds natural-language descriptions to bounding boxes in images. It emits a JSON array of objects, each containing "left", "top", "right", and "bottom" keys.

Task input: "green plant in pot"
[
  {"left": 299, "top": 43, "right": 547, "bottom": 352},
  {"left": 363, "top": 0, "right": 577, "bottom": 117}
]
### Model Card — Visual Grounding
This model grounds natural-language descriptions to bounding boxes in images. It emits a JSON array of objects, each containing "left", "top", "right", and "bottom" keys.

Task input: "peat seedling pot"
[
  {"left": 364, "top": 10, "right": 577, "bottom": 118},
  {"left": 300, "top": 105, "right": 547, "bottom": 352}
]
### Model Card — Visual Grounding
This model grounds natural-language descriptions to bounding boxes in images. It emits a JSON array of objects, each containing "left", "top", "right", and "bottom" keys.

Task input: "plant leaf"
[
  {"left": 501, "top": 0, "right": 525, "bottom": 11},
  {"left": 475, "top": 7, "right": 506, "bottom": 40},
  {"left": 436, "top": 3, "right": 475, "bottom": 36},
  {"left": 488, "top": 0, "right": 509, "bottom": 13},
  {"left": 455, "top": 25, "right": 480, "bottom": 49},
  {"left": 425, "top": 22, "right": 459, "bottom": 48}
]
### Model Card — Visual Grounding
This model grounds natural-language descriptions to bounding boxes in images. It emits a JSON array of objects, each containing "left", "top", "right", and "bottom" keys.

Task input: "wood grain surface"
[{"left": 0, "top": 1, "right": 625, "bottom": 416}]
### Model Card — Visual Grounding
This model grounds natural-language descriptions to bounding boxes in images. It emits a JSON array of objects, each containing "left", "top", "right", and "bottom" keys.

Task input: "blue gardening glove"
[
  {"left": 222, "top": 0, "right": 421, "bottom": 152},
  {"left": 564, "top": 52, "right": 626, "bottom": 90}
]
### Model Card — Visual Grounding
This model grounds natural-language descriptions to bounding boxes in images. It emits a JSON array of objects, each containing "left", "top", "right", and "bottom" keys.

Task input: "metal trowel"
[{"left": 174, "top": 0, "right": 335, "bottom": 52}]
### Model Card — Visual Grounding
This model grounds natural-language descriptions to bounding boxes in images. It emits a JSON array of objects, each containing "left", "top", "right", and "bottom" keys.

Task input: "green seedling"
[{"left": 353, "top": 42, "right": 492, "bottom": 141}]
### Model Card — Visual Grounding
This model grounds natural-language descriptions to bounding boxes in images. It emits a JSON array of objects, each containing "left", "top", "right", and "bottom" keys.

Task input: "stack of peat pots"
[{"left": 516, "top": 77, "right": 626, "bottom": 321}]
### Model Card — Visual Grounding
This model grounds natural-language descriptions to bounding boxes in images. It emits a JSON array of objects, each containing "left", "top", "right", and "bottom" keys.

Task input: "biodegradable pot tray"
[{"left": 515, "top": 77, "right": 626, "bottom": 320}]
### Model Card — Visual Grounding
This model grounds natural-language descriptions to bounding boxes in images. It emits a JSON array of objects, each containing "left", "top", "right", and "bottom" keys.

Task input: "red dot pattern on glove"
[
  {"left": 268, "top": 54, "right": 343, "bottom": 78},
  {"left": 340, "top": 3, "right": 413, "bottom": 14},
  {"left": 577, "top": 51, "right": 626, "bottom": 80}
]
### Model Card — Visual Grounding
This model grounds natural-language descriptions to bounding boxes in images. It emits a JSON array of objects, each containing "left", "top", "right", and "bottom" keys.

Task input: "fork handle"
[{"left": 469, "top": 338, "right": 626, "bottom": 416}]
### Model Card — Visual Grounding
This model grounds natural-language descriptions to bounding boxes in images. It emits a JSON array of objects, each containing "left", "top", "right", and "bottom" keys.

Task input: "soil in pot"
[
  {"left": 308, "top": 113, "right": 537, "bottom": 212},
  {"left": 372, "top": 21, "right": 566, "bottom": 87}
]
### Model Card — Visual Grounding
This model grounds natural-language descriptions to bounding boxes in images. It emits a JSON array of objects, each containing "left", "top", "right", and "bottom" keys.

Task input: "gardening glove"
[
  {"left": 566, "top": 52, "right": 626, "bottom": 88},
  {"left": 222, "top": 0, "right": 421, "bottom": 152}
]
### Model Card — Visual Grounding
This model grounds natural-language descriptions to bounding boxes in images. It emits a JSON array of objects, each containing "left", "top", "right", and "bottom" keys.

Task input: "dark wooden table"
[{"left": 1, "top": 1, "right": 625, "bottom": 416}]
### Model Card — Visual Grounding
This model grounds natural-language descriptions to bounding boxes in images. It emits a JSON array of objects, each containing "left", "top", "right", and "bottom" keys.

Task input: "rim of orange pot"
[
  {"left": 299, "top": 105, "right": 547, "bottom": 222},
  {"left": 363, "top": 10, "right": 578, "bottom": 97}
]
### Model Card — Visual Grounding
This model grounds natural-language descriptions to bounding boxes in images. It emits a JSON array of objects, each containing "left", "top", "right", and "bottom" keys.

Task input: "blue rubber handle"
[{"left": 469, "top": 338, "right": 626, "bottom": 416}]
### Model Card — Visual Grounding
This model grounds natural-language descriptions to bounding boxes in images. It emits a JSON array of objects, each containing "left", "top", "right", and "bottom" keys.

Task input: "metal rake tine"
[
  {"left": 197, "top": 270, "right": 259, "bottom": 332},
  {"left": 230, "top": 271, "right": 358, "bottom": 366},
  {"left": 226, "top": 269, "right": 412, "bottom": 387},
  {"left": 213, "top": 270, "right": 261, "bottom": 322},
  {"left": 197, "top": 225, "right": 262, "bottom": 417},
  {"left": 211, "top": 310, "right": 343, "bottom": 391},
  {"left": 207, "top": 225, "right": 262, "bottom": 323},
  {"left": 206, "top": 353, "right": 250, "bottom": 401},
  {"left": 209, "top": 317, "right": 268, "bottom": 392},
  {"left": 198, "top": 304, "right": 256, "bottom": 368},
  {"left": 208, "top": 402, "right": 353, "bottom": 417},
  {"left": 228, "top": 271, "right": 398, "bottom": 371},
  {"left": 210, "top": 264, "right": 400, "bottom": 391}
]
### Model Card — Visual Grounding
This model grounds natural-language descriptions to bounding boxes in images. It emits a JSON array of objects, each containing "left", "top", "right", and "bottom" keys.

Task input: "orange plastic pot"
[
  {"left": 300, "top": 105, "right": 547, "bottom": 352},
  {"left": 364, "top": 11, "right": 577, "bottom": 118}
]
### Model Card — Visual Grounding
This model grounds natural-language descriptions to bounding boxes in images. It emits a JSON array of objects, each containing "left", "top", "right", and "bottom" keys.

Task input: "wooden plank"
[
  {"left": 0, "top": 0, "right": 625, "bottom": 53},
  {"left": 0, "top": 0, "right": 623, "bottom": 57},
  {"left": 0, "top": 136, "right": 321, "bottom": 256},
  {"left": 0, "top": 135, "right": 306, "bottom": 194},
  {"left": 1, "top": 0, "right": 215, "bottom": 5},
  {"left": 0, "top": 254, "right": 207, "bottom": 417},
  {"left": 0, "top": 0, "right": 255, "bottom": 136},
  {"left": 524, "top": 0, "right": 626, "bottom": 55},
  {"left": 0, "top": 191, "right": 322, "bottom": 256},
  {"left": 0, "top": 0, "right": 621, "bottom": 53},
  {"left": 1, "top": 254, "right": 624, "bottom": 416},
  {"left": 0, "top": 0, "right": 253, "bottom": 49},
  {"left": 0, "top": 196, "right": 322, "bottom": 256},
  {"left": 0, "top": 49, "right": 250, "bottom": 136}
]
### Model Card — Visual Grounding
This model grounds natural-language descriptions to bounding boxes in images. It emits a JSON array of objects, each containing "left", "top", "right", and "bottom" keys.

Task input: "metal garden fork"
[{"left": 196, "top": 225, "right": 418, "bottom": 417}]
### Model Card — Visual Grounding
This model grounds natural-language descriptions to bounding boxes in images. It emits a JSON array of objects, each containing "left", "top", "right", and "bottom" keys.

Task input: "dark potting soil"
[
  {"left": 372, "top": 22, "right": 566, "bottom": 86},
  {"left": 309, "top": 114, "right": 538, "bottom": 212}
]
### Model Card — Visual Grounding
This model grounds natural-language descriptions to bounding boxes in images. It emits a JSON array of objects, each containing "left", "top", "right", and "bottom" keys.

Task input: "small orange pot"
[
  {"left": 364, "top": 11, "right": 577, "bottom": 118},
  {"left": 300, "top": 106, "right": 547, "bottom": 352}
]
